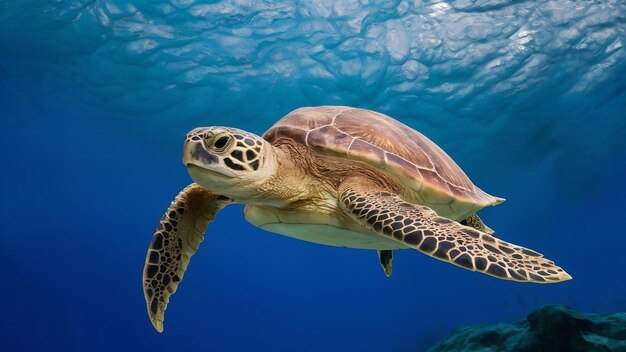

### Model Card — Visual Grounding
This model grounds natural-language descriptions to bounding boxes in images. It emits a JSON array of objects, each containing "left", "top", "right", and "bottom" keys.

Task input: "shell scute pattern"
[
  {"left": 264, "top": 106, "right": 500, "bottom": 209},
  {"left": 307, "top": 125, "right": 352, "bottom": 157}
]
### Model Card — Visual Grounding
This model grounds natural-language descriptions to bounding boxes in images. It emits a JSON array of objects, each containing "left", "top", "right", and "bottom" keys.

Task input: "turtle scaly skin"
[
  {"left": 142, "top": 106, "right": 571, "bottom": 332},
  {"left": 339, "top": 180, "right": 569, "bottom": 283},
  {"left": 143, "top": 184, "right": 232, "bottom": 332}
]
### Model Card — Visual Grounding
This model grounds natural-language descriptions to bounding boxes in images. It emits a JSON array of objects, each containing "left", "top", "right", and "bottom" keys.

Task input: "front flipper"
[
  {"left": 339, "top": 184, "right": 571, "bottom": 283},
  {"left": 143, "top": 183, "right": 232, "bottom": 332}
]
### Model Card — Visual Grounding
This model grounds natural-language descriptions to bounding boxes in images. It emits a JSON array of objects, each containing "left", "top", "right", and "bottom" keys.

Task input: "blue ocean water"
[{"left": 1, "top": 0, "right": 625, "bottom": 351}]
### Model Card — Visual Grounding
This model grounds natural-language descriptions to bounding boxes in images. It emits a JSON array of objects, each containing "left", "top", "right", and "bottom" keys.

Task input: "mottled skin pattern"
[
  {"left": 187, "top": 127, "right": 264, "bottom": 173},
  {"left": 143, "top": 184, "right": 231, "bottom": 332},
  {"left": 142, "top": 105, "right": 571, "bottom": 332},
  {"left": 340, "top": 181, "right": 570, "bottom": 283}
]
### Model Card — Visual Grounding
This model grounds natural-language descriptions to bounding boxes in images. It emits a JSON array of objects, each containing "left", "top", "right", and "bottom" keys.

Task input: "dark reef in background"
[{"left": 429, "top": 305, "right": 626, "bottom": 352}]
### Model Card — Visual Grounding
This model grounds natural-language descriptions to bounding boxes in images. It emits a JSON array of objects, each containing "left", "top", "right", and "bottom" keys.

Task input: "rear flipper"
[
  {"left": 378, "top": 250, "right": 393, "bottom": 277},
  {"left": 461, "top": 214, "right": 495, "bottom": 235},
  {"left": 340, "top": 183, "right": 571, "bottom": 283}
]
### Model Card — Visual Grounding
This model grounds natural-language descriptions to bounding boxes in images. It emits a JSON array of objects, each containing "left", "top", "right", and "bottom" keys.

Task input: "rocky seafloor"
[{"left": 429, "top": 305, "right": 626, "bottom": 352}]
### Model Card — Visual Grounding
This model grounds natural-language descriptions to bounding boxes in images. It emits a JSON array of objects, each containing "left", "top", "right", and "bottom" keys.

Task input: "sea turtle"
[{"left": 143, "top": 106, "right": 571, "bottom": 332}]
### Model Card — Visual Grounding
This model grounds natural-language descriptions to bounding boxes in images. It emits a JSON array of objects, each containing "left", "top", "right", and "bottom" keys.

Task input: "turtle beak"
[
  {"left": 182, "top": 130, "right": 238, "bottom": 179},
  {"left": 182, "top": 139, "right": 219, "bottom": 167},
  {"left": 183, "top": 128, "right": 220, "bottom": 168}
]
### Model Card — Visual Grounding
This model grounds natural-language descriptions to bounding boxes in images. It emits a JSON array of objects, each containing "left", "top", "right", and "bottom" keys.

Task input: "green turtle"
[{"left": 143, "top": 106, "right": 571, "bottom": 332}]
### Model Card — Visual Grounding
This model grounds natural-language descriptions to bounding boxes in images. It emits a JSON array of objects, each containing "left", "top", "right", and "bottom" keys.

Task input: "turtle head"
[{"left": 182, "top": 127, "right": 276, "bottom": 200}]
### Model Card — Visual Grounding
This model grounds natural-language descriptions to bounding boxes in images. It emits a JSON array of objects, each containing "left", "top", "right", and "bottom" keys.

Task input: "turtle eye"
[{"left": 211, "top": 135, "right": 231, "bottom": 151}]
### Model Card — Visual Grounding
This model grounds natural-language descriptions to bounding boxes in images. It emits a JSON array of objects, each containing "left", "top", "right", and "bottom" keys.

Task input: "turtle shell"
[{"left": 263, "top": 106, "right": 502, "bottom": 218}]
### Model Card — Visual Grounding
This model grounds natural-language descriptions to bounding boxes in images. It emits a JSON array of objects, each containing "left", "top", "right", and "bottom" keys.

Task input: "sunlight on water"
[{"left": 1, "top": 1, "right": 625, "bottom": 351}]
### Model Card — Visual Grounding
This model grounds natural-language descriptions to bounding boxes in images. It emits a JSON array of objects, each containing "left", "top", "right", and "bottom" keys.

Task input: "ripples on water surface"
[{"left": 1, "top": 1, "right": 625, "bottom": 351}]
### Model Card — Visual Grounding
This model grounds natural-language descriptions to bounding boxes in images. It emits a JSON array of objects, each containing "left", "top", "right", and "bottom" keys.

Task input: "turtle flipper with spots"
[
  {"left": 143, "top": 183, "right": 232, "bottom": 332},
  {"left": 339, "top": 180, "right": 571, "bottom": 283},
  {"left": 143, "top": 106, "right": 571, "bottom": 332}
]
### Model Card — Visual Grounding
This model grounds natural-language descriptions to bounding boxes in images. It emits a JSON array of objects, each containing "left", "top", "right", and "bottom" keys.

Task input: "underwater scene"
[{"left": 2, "top": 0, "right": 626, "bottom": 351}]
